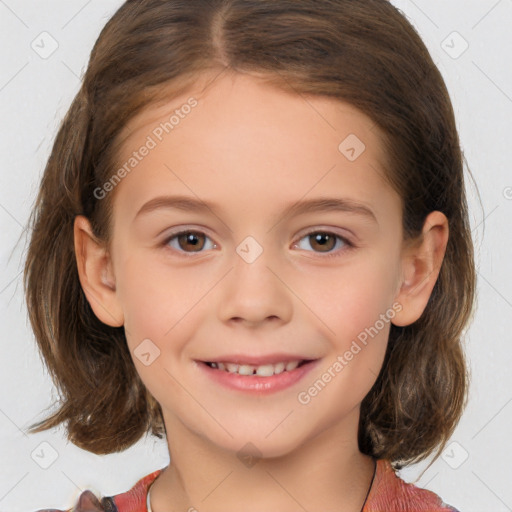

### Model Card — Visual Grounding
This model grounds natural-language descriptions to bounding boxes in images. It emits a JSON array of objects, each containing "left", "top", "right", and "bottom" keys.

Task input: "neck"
[{"left": 149, "top": 408, "right": 376, "bottom": 512}]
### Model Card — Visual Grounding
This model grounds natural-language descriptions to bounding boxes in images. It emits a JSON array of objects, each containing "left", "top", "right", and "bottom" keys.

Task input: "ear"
[
  {"left": 392, "top": 211, "right": 449, "bottom": 327},
  {"left": 73, "top": 215, "right": 124, "bottom": 327}
]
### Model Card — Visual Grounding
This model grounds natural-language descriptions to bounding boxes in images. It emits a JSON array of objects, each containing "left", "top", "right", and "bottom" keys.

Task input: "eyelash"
[{"left": 161, "top": 228, "right": 356, "bottom": 259}]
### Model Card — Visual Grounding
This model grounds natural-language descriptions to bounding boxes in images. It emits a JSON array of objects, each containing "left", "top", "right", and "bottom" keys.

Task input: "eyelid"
[
  {"left": 292, "top": 229, "right": 355, "bottom": 258},
  {"left": 161, "top": 226, "right": 357, "bottom": 258},
  {"left": 162, "top": 227, "right": 217, "bottom": 256},
  {"left": 294, "top": 225, "right": 355, "bottom": 244}
]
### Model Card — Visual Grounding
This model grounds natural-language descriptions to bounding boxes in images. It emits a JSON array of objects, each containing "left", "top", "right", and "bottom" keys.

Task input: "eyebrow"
[{"left": 134, "top": 194, "right": 378, "bottom": 225}]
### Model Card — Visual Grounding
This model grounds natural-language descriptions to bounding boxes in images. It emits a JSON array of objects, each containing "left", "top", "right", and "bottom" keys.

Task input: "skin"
[{"left": 74, "top": 70, "right": 449, "bottom": 512}]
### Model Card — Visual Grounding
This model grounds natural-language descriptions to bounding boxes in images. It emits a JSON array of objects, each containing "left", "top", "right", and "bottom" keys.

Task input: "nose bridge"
[{"left": 218, "top": 233, "right": 293, "bottom": 325}]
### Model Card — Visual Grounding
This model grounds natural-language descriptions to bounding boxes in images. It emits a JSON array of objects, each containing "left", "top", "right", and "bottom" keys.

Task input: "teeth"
[
  {"left": 238, "top": 364, "right": 254, "bottom": 376},
  {"left": 274, "top": 362, "right": 285, "bottom": 374},
  {"left": 256, "top": 364, "right": 274, "bottom": 377},
  {"left": 285, "top": 361, "right": 299, "bottom": 371},
  {"left": 208, "top": 360, "right": 304, "bottom": 376}
]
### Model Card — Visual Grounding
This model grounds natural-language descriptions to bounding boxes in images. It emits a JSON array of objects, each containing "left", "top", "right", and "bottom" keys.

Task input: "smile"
[
  {"left": 197, "top": 359, "right": 320, "bottom": 394},
  {"left": 205, "top": 360, "right": 309, "bottom": 376}
]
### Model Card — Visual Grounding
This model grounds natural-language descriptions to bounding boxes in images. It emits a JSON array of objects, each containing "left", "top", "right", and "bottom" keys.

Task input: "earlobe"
[
  {"left": 392, "top": 211, "right": 449, "bottom": 327},
  {"left": 73, "top": 215, "right": 124, "bottom": 327}
]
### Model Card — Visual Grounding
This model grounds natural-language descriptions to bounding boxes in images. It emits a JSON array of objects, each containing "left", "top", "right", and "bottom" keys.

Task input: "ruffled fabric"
[
  {"left": 363, "top": 459, "right": 460, "bottom": 512},
  {"left": 34, "top": 470, "right": 161, "bottom": 512},
  {"left": 34, "top": 460, "right": 460, "bottom": 512}
]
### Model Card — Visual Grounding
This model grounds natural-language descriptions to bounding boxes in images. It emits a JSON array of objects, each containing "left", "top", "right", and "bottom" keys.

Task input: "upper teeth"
[{"left": 209, "top": 361, "right": 301, "bottom": 376}]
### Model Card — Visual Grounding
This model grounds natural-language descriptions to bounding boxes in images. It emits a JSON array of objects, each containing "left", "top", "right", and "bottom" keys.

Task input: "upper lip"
[{"left": 199, "top": 353, "right": 319, "bottom": 366}]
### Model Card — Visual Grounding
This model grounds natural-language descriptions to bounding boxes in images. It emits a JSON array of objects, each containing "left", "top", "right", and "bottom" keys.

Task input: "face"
[{"left": 94, "top": 71, "right": 407, "bottom": 458}]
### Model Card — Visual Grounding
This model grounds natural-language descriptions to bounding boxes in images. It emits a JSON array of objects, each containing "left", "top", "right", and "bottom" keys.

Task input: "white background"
[{"left": 0, "top": 1, "right": 511, "bottom": 511}]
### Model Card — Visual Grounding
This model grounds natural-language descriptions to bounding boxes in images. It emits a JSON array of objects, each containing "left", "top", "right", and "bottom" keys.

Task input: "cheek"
[
  {"left": 114, "top": 256, "right": 195, "bottom": 404},
  {"left": 115, "top": 251, "right": 216, "bottom": 371},
  {"left": 297, "top": 264, "right": 396, "bottom": 418},
  {"left": 114, "top": 252, "right": 185, "bottom": 343},
  {"left": 298, "top": 253, "right": 400, "bottom": 341}
]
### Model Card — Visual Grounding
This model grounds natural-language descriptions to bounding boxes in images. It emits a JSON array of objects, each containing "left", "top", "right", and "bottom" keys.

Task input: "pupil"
[
  {"left": 179, "top": 232, "right": 204, "bottom": 251},
  {"left": 312, "top": 233, "right": 334, "bottom": 252}
]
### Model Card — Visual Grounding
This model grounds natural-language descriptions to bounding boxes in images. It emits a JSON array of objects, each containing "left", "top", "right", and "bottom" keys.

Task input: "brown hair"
[{"left": 23, "top": 0, "right": 477, "bottom": 469}]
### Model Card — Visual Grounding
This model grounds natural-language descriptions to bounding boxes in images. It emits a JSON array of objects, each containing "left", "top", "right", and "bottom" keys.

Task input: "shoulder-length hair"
[{"left": 23, "top": 0, "right": 477, "bottom": 469}]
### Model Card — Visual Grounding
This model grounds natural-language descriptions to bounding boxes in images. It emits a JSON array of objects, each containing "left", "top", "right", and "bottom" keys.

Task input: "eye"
[
  {"left": 162, "top": 228, "right": 355, "bottom": 258},
  {"left": 164, "top": 230, "right": 217, "bottom": 254},
  {"left": 293, "top": 230, "right": 354, "bottom": 257}
]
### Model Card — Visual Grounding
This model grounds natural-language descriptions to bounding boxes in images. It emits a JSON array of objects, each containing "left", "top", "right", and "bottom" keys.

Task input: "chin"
[{"left": 209, "top": 427, "right": 307, "bottom": 462}]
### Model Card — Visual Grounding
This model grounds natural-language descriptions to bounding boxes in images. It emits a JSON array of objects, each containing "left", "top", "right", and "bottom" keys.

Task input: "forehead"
[
  {"left": 118, "top": 71, "right": 383, "bottom": 156},
  {"left": 111, "top": 71, "right": 399, "bottom": 226}
]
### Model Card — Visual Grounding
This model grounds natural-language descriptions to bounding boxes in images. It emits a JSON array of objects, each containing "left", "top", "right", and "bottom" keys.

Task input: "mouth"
[
  {"left": 197, "top": 357, "right": 321, "bottom": 394},
  {"left": 201, "top": 359, "right": 315, "bottom": 377}
]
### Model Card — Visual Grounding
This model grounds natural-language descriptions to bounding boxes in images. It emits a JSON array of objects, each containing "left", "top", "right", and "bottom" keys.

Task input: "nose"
[{"left": 218, "top": 243, "right": 293, "bottom": 328}]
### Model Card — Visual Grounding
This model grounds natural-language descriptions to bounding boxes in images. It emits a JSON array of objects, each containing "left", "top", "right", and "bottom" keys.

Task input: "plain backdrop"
[{"left": 0, "top": 1, "right": 511, "bottom": 511}]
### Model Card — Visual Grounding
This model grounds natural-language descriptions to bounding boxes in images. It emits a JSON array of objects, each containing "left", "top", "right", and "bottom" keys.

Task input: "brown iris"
[
  {"left": 308, "top": 232, "right": 336, "bottom": 252},
  {"left": 177, "top": 232, "right": 206, "bottom": 252}
]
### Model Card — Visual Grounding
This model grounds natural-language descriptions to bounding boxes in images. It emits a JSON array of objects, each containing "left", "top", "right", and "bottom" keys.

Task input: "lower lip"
[{"left": 196, "top": 360, "right": 320, "bottom": 394}]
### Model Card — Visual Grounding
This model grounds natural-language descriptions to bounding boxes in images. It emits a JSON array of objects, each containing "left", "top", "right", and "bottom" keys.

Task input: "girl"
[{"left": 24, "top": 0, "right": 476, "bottom": 511}]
